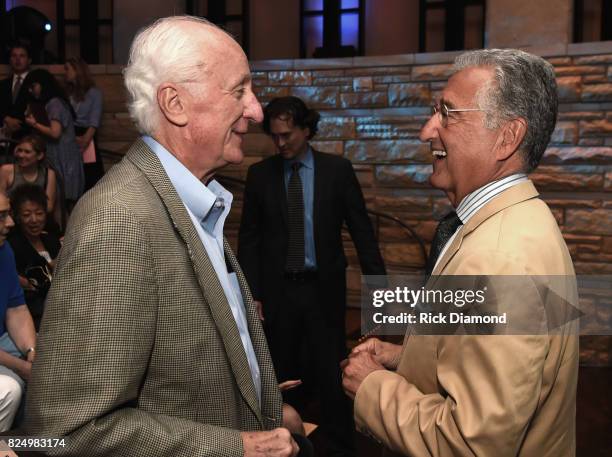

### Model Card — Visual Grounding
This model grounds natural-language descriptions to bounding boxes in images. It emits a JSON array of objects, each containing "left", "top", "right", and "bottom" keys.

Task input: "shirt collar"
[
  {"left": 13, "top": 71, "right": 28, "bottom": 82},
  {"left": 455, "top": 173, "right": 529, "bottom": 223},
  {"left": 284, "top": 145, "right": 314, "bottom": 169},
  {"left": 142, "top": 136, "right": 233, "bottom": 226}
]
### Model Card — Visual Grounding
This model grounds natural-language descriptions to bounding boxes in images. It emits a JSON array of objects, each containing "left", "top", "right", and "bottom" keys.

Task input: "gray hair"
[
  {"left": 453, "top": 49, "right": 558, "bottom": 172},
  {"left": 123, "top": 16, "right": 232, "bottom": 135}
]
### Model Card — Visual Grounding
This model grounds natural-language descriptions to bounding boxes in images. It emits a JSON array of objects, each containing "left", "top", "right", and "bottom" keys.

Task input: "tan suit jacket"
[
  {"left": 24, "top": 140, "right": 282, "bottom": 456},
  {"left": 355, "top": 181, "right": 578, "bottom": 456}
]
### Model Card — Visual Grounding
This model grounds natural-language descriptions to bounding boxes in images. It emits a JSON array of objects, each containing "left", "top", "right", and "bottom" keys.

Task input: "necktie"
[
  {"left": 425, "top": 211, "right": 462, "bottom": 275},
  {"left": 286, "top": 162, "right": 304, "bottom": 272},
  {"left": 12, "top": 75, "right": 22, "bottom": 103}
]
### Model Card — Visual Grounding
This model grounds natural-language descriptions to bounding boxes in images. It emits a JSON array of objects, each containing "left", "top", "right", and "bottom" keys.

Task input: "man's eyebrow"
[
  {"left": 230, "top": 74, "right": 251, "bottom": 90},
  {"left": 440, "top": 97, "right": 456, "bottom": 109}
]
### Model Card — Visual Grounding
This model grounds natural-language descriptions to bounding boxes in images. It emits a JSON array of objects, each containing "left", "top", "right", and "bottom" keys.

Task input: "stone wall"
[{"left": 2, "top": 42, "right": 610, "bottom": 364}]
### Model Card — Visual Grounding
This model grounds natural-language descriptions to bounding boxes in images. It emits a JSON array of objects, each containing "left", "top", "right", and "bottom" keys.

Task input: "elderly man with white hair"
[{"left": 24, "top": 16, "right": 300, "bottom": 457}]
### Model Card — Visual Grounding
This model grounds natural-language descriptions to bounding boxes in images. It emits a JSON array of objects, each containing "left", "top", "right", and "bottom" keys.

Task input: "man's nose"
[
  {"left": 6, "top": 214, "right": 14, "bottom": 229},
  {"left": 244, "top": 90, "right": 263, "bottom": 123},
  {"left": 419, "top": 113, "right": 440, "bottom": 143}
]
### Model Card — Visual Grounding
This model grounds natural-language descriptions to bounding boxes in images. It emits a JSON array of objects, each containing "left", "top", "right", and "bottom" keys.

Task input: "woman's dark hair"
[
  {"left": 23, "top": 68, "right": 75, "bottom": 118},
  {"left": 10, "top": 183, "right": 48, "bottom": 214},
  {"left": 65, "top": 57, "right": 96, "bottom": 102},
  {"left": 263, "top": 96, "right": 320, "bottom": 139}
]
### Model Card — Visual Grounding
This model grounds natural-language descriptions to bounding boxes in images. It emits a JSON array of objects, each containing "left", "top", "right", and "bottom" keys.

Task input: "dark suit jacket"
[
  {"left": 24, "top": 139, "right": 282, "bottom": 456},
  {"left": 238, "top": 150, "right": 386, "bottom": 321},
  {"left": 0, "top": 74, "right": 29, "bottom": 127}
]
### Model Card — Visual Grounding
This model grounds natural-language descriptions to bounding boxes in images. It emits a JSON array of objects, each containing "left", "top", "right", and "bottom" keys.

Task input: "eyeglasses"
[
  {"left": 0, "top": 211, "right": 10, "bottom": 223},
  {"left": 431, "top": 103, "right": 483, "bottom": 127}
]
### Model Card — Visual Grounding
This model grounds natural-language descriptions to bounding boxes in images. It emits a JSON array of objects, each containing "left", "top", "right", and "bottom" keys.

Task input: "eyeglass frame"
[{"left": 431, "top": 102, "right": 484, "bottom": 127}]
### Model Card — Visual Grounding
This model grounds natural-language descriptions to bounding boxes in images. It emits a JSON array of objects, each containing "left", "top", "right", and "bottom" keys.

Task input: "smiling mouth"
[{"left": 432, "top": 149, "right": 447, "bottom": 159}]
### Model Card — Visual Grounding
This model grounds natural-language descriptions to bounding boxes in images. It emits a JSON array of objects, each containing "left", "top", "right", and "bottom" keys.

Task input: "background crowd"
[{"left": 0, "top": 42, "right": 104, "bottom": 432}]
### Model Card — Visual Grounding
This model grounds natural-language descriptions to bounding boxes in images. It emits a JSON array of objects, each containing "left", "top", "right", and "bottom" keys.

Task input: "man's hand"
[
  {"left": 341, "top": 351, "right": 385, "bottom": 400},
  {"left": 278, "top": 380, "right": 302, "bottom": 392},
  {"left": 241, "top": 428, "right": 299, "bottom": 457},
  {"left": 253, "top": 300, "right": 264, "bottom": 321},
  {"left": 3, "top": 116, "right": 22, "bottom": 133},
  {"left": 351, "top": 337, "right": 402, "bottom": 369}
]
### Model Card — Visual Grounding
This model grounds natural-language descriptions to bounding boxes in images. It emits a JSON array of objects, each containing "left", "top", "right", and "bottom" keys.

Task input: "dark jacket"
[
  {"left": 238, "top": 150, "right": 386, "bottom": 318},
  {"left": 0, "top": 75, "right": 30, "bottom": 135}
]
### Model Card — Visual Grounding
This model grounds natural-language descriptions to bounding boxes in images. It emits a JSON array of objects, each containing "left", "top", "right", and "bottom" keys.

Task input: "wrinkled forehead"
[{"left": 441, "top": 65, "right": 494, "bottom": 107}]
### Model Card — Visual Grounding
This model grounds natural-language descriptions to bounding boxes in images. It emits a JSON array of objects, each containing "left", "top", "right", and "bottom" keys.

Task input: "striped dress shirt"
[{"left": 434, "top": 173, "right": 529, "bottom": 271}]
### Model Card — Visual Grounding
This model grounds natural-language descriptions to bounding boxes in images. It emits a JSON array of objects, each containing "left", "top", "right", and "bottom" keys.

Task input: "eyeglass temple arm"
[{"left": 446, "top": 108, "right": 483, "bottom": 112}]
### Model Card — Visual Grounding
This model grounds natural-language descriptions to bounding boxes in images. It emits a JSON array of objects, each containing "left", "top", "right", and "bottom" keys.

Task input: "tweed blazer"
[
  {"left": 354, "top": 181, "right": 579, "bottom": 457},
  {"left": 24, "top": 139, "right": 282, "bottom": 456}
]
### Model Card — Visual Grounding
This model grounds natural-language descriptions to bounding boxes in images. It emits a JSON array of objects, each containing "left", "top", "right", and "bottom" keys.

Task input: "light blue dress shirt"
[
  {"left": 283, "top": 146, "right": 316, "bottom": 269},
  {"left": 142, "top": 136, "right": 262, "bottom": 405}
]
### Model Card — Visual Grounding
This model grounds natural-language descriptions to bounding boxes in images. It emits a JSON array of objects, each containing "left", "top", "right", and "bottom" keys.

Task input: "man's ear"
[
  {"left": 496, "top": 117, "right": 527, "bottom": 161},
  {"left": 157, "top": 83, "right": 188, "bottom": 127}
]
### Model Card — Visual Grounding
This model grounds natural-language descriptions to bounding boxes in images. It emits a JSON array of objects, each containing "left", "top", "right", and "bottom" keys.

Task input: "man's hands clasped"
[{"left": 341, "top": 338, "right": 403, "bottom": 399}]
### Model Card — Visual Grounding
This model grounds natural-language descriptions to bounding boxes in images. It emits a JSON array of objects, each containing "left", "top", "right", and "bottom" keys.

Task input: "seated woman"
[
  {"left": 22, "top": 69, "right": 84, "bottom": 211},
  {"left": 0, "top": 135, "right": 59, "bottom": 220},
  {"left": 0, "top": 191, "right": 36, "bottom": 432},
  {"left": 8, "top": 184, "right": 61, "bottom": 331}
]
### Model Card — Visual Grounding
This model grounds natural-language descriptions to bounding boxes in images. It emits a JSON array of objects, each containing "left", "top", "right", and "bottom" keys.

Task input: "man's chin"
[
  {"left": 428, "top": 173, "right": 445, "bottom": 191},
  {"left": 224, "top": 148, "right": 245, "bottom": 165}
]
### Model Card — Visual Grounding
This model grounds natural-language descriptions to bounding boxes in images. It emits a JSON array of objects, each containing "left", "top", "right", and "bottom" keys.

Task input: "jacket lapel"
[
  {"left": 224, "top": 240, "right": 282, "bottom": 427},
  {"left": 431, "top": 180, "right": 540, "bottom": 275},
  {"left": 126, "top": 140, "right": 265, "bottom": 425}
]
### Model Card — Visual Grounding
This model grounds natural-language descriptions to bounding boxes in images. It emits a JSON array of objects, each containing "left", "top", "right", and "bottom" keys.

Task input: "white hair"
[{"left": 123, "top": 15, "right": 233, "bottom": 135}]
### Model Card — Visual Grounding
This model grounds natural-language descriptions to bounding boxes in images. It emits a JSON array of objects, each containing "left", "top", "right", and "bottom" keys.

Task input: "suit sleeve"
[
  {"left": 24, "top": 203, "right": 244, "bottom": 457},
  {"left": 355, "top": 334, "right": 549, "bottom": 457},
  {"left": 238, "top": 166, "right": 263, "bottom": 300},
  {"left": 353, "top": 252, "right": 555, "bottom": 457},
  {"left": 342, "top": 160, "right": 386, "bottom": 276}
]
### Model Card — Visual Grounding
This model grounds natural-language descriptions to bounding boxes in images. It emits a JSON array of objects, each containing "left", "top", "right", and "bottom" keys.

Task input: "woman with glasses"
[{"left": 8, "top": 184, "right": 60, "bottom": 331}]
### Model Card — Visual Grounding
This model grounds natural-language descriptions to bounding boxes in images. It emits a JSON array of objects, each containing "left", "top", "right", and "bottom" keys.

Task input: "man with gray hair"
[
  {"left": 24, "top": 16, "right": 300, "bottom": 457},
  {"left": 342, "top": 49, "right": 578, "bottom": 456}
]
